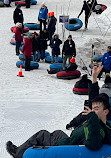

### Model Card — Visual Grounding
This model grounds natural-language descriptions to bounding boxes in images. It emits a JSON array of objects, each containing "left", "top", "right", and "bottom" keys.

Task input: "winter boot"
[{"left": 6, "top": 141, "right": 18, "bottom": 158}]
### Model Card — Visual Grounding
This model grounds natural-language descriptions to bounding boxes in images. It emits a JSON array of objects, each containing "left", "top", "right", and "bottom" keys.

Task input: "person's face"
[
  {"left": 68, "top": 37, "right": 72, "bottom": 41},
  {"left": 107, "top": 48, "right": 111, "bottom": 52},
  {"left": 92, "top": 102, "right": 108, "bottom": 121}
]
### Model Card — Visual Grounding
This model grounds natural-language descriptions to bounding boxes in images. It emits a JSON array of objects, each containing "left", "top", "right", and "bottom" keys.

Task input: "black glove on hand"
[{"left": 66, "top": 124, "right": 71, "bottom": 130}]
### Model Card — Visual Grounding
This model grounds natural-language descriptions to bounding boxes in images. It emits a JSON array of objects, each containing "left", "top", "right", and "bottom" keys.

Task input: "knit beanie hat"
[{"left": 70, "top": 57, "right": 75, "bottom": 63}]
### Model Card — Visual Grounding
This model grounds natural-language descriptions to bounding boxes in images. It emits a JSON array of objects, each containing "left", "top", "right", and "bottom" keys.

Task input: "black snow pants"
[{"left": 15, "top": 130, "right": 68, "bottom": 158}]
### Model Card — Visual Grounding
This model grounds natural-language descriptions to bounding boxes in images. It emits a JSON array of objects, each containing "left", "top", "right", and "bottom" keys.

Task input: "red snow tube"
[
  {"left": 101, "top": 5, "right": 107, "bottom": 12},
  {"left": 73, "top": 88, "right": 88, "bottom": 95},
  {"left": 15, "top": 1, "right": 26, "bottom": 6},
  {"left": 10, "top": 26, "right": 29, "bottom": 33},
  {"left": 57, "top": 70, "right": 81, "bottom": 79}
]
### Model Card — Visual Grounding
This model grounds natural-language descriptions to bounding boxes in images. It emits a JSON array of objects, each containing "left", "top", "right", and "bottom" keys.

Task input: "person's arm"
[
  {"left": 82, "top": 107, "right": 105, "bottom": 150},
  {"left": 88, "top": 63, "right": 103, "bottom": 109},
  {"left": 72, "top": 41, "right": 76, "bottom": 57},
  {"left": 78, "top": 6, "right": 84, "bottom": 18}
]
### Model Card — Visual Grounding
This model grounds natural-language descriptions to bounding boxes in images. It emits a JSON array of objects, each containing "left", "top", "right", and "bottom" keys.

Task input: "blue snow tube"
[
  {"left": 19, "top": 54, "right": 33, "bottom": 61},
  {"left": 10, "top": 39, "right": 16, "bottom": 45},
  {"left": 50, "top": 63, "right": 68, "bottom": 70},
  {"left": 65, "top": 18, "right": 83, "bottom": 31},
  {"left": 93, "top": 55, "right": 103, "bottom": 62},
  {"left": 16, "top": 61, "right": 39, "bottom": 69},
  {"left": 23, "top": 145, "right": 111, "bottom": 158},
  {"left": 45, "top": 51, "right": 50, "bottom": 57},
  {"left": 24, "top": 23, "right": 40, "bottom": 30},
  {"left": 30, "top": 0, "right": 37, "bottom": 5},
  {"left": 45, "top": 56, "right": 63, "bottom": 63}
]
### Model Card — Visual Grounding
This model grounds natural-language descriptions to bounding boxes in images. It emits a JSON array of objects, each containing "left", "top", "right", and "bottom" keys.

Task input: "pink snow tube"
[{"left": 15, "top": 1, "right": 26, "bottom": 6}]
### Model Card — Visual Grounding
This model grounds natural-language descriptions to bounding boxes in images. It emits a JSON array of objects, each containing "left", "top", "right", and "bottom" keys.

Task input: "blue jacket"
[
  {"left": 101, "top": 52, "right": 111, "bottom": 70},
  {"left": 38, "top": 7, "right": 48, "bottom": 20}
]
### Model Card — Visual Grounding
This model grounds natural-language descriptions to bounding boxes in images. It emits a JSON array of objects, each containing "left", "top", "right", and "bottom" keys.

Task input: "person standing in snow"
[
  {"left": 47, "top": 12, "right": 57, "bottom": 44},
  {"left": 50, "top": 34, "right": 62, "bottom": 63},
  {"left": 38, "top": 2, "right": 48, "bottom": 33},
  {"left": 23, "top": 33, "right": 33, "bottom": 71},
  {"left": 15, "top": 22, "right": 23, "bottom": 56},
  {"left": 98, "top": 46, "right": 111, "bottom": 80},
  {"left": 62, "top": 35, "right": 76, "bottom": 70},
  {"left": 13, "top": 4, "right": 24, "bottom": 26},
  {"left": 78, "top": 0, "right": 94, "bottom": 30}
]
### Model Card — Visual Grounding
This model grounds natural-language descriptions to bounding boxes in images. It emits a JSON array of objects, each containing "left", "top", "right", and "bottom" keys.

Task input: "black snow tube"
[{"left": 57, "top": 70, "right": 81, "bottom": 80}]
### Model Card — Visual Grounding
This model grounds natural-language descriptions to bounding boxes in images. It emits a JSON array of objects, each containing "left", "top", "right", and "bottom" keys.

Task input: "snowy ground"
[{"left": 0, "top": 0, "right": 111, "bottom": 157}]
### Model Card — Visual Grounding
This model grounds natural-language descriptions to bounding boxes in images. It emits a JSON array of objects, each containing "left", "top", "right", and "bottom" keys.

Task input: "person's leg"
[
  {"left": 63, "top": 55, "right": 67, "bottom": 70},
  {"left": 40, "top": 20, "right": 42, "bottom": 33},
  {"left": 13, "top": 130, "right": 52, "bottom": 158},
  {"left": 25, "top": 57, "right": 30, "bottom": 71},
  {"left": 16, "top": 41, "right": 20, "bottom": 55},
  {"left": 51, "top": 55, "right": 55, "bottom": 63},
  {"left": 104, "top": 69, "right": 110, "bottom": 74},
  {"left": 97, "top": 67, "right": 104, "bottom": 79},
  {"left": 43, "top": 20, "right": 47, "bottom": 30},
  {"left": 55, "top": 55, "right": 58, "bottom": 63},
  {"left": 68, "top": 55, "right": 72, "bottom": 65}
]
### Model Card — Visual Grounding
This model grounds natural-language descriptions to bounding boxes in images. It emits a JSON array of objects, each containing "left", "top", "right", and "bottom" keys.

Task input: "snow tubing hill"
[
  {"left": 24, "top": 23, "right": 40, "bottom": 30},
  {"left": 10, "top": 26, "right": 29, "bottom": 33},
  {"left": 16, "top": 61, "right": 39, "bottom": 69},
  {"left": 50, "top": 63, "right": 68, "bottom": 71},
  {"left": 57, "top": 70, "right": 81, "bottom": 79},
  {"left": 93, "top": 55, "right": 103, "bottom": 62},
  {"left": 10, "top": 38, "right": 16, "bottom": 45},
  {"left": 65, "top": 18, "right": 83, "bottom": 31},
  {"left": 45, "top": 56, "right": 63, "bottom": 63},
  {"left": 23, "top": 145, "right": 111, "bottom": 158}
]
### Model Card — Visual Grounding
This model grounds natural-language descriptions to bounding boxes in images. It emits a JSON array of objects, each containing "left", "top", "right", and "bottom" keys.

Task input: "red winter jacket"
[
  {"left": 15, "top": 27, "right": 23, "bottom": 42},
  {"left": 23, "top": 37, "right": 32, "bottom": 58}
]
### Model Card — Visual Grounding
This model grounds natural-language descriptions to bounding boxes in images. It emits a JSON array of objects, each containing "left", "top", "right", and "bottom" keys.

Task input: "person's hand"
[
  {"left": 82, "top": 106, "right": 92, "bottom": 116},
  {"left": 92, "top": 62, "right": 103, "bottom": 83}
]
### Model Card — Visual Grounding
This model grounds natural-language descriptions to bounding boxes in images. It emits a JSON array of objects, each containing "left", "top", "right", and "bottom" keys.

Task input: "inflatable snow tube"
[
  {"left": 30, "top": 0, "right": 37, "bottom": 5},
  {"left": 45, "top": 56, "right": 63, "bottom": 63},
  {"left": 65, "top": 18, "right": 83, "bottom": 31},
  {"left": 15, "top": 1, "right": 26, "bottom": 6},
  {"left": 57, "top": 70, "right": 81, "bottom": 79},
  {"left": 16, "top": 61, "right": 39, "bottom": 69},
  {"left": 10, "top": 38, "right": 16, "bottom": 45},
  {"left": 50, "top": 63, "right": 68, "bottom": 71},
  {"left": 93, "top": 55, "right": 103, "bottom": 62},
  {"left": 10, "top": 26, "right": 29, "bottom": 33},
  {"left": 0, "top": 1, "right": 4, "bottom": 6},
  {"left": 94, "top": 4, "right": 107, "bottom": 14},
  {"left": 73, "top": 88, "right": 88, "bottom": 95},
  {"left": 24, "top": 23, "right": 40, "bottom": 30},
  {"left": 45, "top": 51, "right": 50, "bottom": 57},
  {"left": 19, "top": 54, "right": 33, "bottom": 61},
  {"left": 23, "top": 145, "right": 111, "bottom": 158}
]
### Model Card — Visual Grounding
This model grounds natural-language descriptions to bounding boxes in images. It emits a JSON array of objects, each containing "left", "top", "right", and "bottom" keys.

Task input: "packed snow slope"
[{"left": 0, "top": 0, "right": 111, "bottom": 157}]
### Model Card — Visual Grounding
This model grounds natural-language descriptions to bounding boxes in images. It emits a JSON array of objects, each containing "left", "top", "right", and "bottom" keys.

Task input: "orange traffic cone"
[{"left": 17, "top": 65, "right": 24, "bottom": 77}]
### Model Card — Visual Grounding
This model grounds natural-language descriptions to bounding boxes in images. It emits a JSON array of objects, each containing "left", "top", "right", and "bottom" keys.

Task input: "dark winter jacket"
[
  {"left": 74, "top": 74, "right": 92, "bottom": 89},
  {"left": 78, "top": 1, "right": 92, "bottom": 17},
  {"left": 47, "top": 15, "right": 57, "bottom": 33},
  {"left": 32, "top": 37, "right": 41, "bottom": 52},
  {"left": 51, "top": 38, "right": 62, "bottom": 56},
  {"left": 59, "top": 112, "right": 111, "bottom": 150},
  {"left": 39, "top": 31, "right": 49, "bottom": 50},
  {"left": 15, "top": 27, "right": 23, "bottom": 42},
  {"left": 101, "top": 52, "right": 111, "bottom": 70},
  {"left": 38, "top": 7, "right": 48, "bottom": 20},
  {"left": 23, "top": 37, "right": 32, "bottom": 58},
  {"left": 13, "top": 8, "right": 24, "bottom": 24},
  {"left": 62, "top": 39, "right": 76, "bottom": 56},
  {"left": 66, "top": 63, "right": 77, "bottom": 72}
]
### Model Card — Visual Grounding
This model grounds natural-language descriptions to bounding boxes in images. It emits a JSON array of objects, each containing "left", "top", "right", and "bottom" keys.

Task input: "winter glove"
[{"left": 66, "top": 124, "right": 71, "bottom": 130}]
